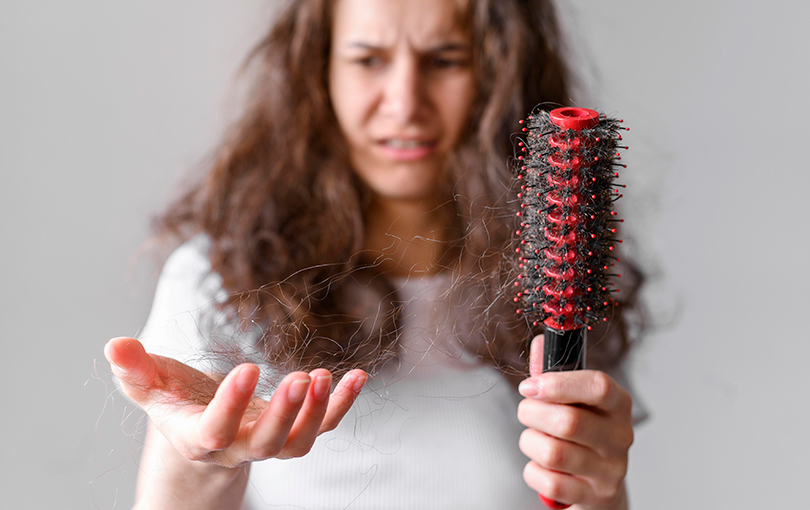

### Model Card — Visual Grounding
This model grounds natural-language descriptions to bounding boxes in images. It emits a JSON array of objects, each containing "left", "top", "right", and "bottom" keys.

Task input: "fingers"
[
  {"left": 105, "top": 337, "right": 154, "bottom": 381},
  {"left": 105, "top": 337, "right": 160, "bottom": 402},
  {"left": 106, "top": 335, "right": 370, "bottom": 466},
  {"left": 523, "top": 458, "right": 626, "bottom": 508},
  {"left": 529, "top": 334, "right": 544, "bottom": 377},
  {"left": 517, "top": 369, "right": 633, "bottom": 507},
  {"left": 245, "top": 372, "right": 312, "bottom": 460},
  {"left": 519, "top": 370, "right": 631, "bottom": 413},
  {"left": 519, "top": 428, "right": 609, "bottom": 480},
  {"left": 518, "top": 398, "right": 610, "bottom": 450},
  {"left": 245, "top": 369, "right": 367, "bottom": 461},
  {"left": 193, "top": 364, "right": 260, "bottom": 452},
  {"left": 105, "top": 337, "right": 217, "bottom": 403},
  {"left": 319, "top": 369, "right": 367, "bottom": 434},
  {"left": 106, "top": 339, "right": 370, "bottom": 467},
  {"left": 281, "top": 369, "right": 333, "bottom": 456},
  {"left": 523, "top": 460, "right": 586, "bottom": 507}
]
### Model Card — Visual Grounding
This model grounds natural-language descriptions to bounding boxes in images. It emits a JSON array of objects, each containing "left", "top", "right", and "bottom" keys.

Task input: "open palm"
[{"left": 105, "top": 337, "right": 367, "bottom": 468}]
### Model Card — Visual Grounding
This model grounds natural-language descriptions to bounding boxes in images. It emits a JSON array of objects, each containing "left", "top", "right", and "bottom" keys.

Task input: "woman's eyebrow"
[
  {"left": 426, "top": 43, "right": 470, "bottom": 53},
  {"left": 428, "top": 42, "right": 470, "bottom": 53},
  {"left": 344, "top": 42, "right": 384, "bottom": 51},
  {"left": 344, "top": 41, "right": 470, "bottom": 52}
]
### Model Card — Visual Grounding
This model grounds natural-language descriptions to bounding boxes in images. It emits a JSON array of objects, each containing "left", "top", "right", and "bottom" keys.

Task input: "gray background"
[{"left": 2, "top": 0, "right": 808, "bottom": 508}]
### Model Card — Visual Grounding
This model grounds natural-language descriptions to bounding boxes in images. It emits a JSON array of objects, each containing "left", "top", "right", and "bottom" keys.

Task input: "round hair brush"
[{"left": 513, "top": 107, "right": 627, "bottom": 509}]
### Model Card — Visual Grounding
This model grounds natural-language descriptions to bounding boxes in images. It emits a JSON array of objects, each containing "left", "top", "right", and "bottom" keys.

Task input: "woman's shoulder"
[
  {"left": 148, "top": 235, "right": 225, "bottom": 315},
  {"left": 137, "top": 234, "right": 228, "bottom": 371},
  {"left": 160, "top": 234, "right": 213, "bottom": 282}
]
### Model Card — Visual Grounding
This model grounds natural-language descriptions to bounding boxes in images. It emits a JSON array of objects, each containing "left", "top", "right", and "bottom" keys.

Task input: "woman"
[{"left": 105, "top": 0, "right": 640, "bottom": 508}]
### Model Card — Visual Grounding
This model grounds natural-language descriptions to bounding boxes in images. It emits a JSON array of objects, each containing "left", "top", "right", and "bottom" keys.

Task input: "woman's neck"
[{"left": 364, "top": 196, "right": 448, "bottom": 277}]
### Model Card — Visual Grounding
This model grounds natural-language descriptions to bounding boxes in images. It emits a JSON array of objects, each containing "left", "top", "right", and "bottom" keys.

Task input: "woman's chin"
[
  {"left": 362, "top": 171, "right": 443, "bottom": 204},
  {"left": 372, "top": 187, "right": 439, "bottom": 204}
]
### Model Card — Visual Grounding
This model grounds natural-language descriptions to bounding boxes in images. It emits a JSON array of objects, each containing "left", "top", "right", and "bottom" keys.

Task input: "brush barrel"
[
  {"left": 514, "top": 107, "right": 623, "bottom": 334},
  {"left": 542, "top": 108, "right": 593, "bottom": 374}
]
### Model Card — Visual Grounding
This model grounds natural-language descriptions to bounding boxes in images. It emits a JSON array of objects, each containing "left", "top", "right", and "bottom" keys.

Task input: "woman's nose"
[{"left": 381, "top": 57, "right": 425, "bottom": 124}]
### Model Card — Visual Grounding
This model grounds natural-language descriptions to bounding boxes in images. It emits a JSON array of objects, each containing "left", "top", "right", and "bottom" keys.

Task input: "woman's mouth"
[{"left": 377, "top": 138, "right": 437, "bottom": 161}]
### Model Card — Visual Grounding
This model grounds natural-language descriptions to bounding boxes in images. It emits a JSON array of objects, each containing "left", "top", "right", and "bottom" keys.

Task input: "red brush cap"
[{"left": 549, "top": 107, "right": 599, "bottom": 131}]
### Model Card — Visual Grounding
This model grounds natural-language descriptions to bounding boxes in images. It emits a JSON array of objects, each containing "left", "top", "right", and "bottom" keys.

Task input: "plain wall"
[{"left": 2, "top": 1, "right": 808, "bottom": 508}]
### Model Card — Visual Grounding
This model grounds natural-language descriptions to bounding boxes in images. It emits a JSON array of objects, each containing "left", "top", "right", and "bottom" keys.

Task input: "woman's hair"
[{"left": 155, "top": 0, "right": 644, "bottom": 384}]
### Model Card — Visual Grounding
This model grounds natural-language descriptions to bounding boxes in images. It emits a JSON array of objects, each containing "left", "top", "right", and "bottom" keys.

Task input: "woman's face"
[{"left": 329, "top": 0, "right": 476, "bottom": 203}]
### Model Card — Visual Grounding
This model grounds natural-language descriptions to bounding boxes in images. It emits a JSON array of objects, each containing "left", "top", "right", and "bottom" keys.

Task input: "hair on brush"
[{"left": 513, "top": 106, "right": 628, "bottom": 370}]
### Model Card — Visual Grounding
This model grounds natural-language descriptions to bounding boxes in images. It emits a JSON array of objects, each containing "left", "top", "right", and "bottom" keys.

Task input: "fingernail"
[
  {"left": 288, "top": 379, "right": 310, "bottom": 404},
  {"left": 107, "top": 358, "right": 124, "bottom": 373},
  {"left": 235, "top": 366, "right": 256, "bottom": 394},
  {"left": 352, "top": 374, "right": 368, "bottom": 393},
  {"left": 519, "top": 379, "right": 539, "bottom": 398},
  {"left": 108, "top": 358, "right": 130, "bottom": 377},
  {"left": 313, "top": 375, "right": 332, "bottom": 401}
]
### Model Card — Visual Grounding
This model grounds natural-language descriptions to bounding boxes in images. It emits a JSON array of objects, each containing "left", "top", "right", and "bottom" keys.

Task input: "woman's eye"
[
  {"left": 430, "top": 57, "right": 467, "bottom": 70},
  {"left": 355, "top": 56, "right": 383, "bottom": 68}
]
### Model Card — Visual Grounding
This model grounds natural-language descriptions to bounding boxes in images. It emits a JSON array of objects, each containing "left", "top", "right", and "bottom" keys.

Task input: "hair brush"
[{"left": 513, "top": 106, "right": 627, "bottom": 509}]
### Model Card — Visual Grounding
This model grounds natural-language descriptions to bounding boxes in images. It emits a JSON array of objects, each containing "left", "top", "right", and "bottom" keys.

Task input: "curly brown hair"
[{"left": 154, "top": 0, "right": 642, "bottom": 384}]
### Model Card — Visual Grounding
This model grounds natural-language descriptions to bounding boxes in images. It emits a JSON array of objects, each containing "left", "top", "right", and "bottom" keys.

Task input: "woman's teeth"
[{"left": 384, "top": 139, "right": 430, "bottom": 149}]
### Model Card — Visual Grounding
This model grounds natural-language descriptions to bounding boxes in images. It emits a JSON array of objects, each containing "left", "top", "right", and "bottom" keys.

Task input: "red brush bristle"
[{"left": 514, "top": 107, "right": 626, "bottom": 332}]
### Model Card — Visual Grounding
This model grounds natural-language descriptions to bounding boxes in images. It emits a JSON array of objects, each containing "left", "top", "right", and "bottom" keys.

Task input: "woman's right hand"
[{"left": 104, "top": 336, "right": 367, "bottom": 468}]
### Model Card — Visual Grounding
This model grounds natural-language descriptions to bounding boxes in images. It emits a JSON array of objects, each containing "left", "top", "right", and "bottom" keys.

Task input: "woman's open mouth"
[{"left": 377, "top": 138, "right": 437, "bottom": 161}]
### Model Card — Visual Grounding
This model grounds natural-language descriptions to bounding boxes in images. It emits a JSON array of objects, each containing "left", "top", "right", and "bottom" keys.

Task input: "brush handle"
[
  {"left": 543, "top": 327, "right": 586, "bottom": 372},
  {"left": 537, "top": 327, "right": 585, "bottom": 509}
]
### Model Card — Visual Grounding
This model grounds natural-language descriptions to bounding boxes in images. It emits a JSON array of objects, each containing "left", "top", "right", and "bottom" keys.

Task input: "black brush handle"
[
  {"left": 542, "top": 327, "right": 586, "bottom": 372},
  {"left": 537, "top": 327, "right": 586, "bottom": 509}
]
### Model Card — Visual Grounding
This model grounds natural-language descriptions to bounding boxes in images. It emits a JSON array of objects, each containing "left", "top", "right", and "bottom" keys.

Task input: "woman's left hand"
[{"left": 517, "top": 336, "right": 634, "bottom": 509}]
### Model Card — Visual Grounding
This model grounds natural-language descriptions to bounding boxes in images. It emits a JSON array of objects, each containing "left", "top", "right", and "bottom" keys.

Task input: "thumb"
[
  {"left": 105, "top": 337, "right": 159, "bottom": 402},
  {"left": 529, "top": 334, "right": 544, "bottom": 378}
]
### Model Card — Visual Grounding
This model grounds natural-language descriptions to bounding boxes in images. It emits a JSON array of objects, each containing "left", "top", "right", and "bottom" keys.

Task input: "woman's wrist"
[
  {"left": 134, "top": 425, "right": 251, "bottom": 510},
  {"left": 134, "top": 460, "right": 250, "bottom": 510}
]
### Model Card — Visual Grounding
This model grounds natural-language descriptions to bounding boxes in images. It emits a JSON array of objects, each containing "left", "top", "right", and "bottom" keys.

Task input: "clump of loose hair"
[{"left": 153, "top": 0, "right": 644, "bottom": 387}]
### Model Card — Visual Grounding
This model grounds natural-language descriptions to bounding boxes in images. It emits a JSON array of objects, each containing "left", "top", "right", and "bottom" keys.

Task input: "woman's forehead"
[{"left": 332, "top": 0, "right": 469, "bottom": 49}]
